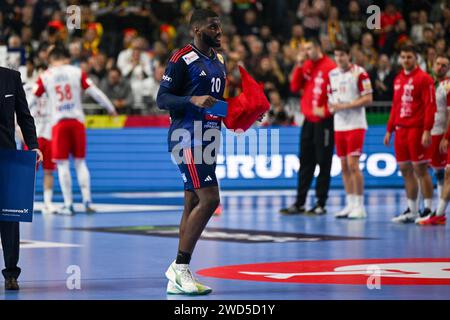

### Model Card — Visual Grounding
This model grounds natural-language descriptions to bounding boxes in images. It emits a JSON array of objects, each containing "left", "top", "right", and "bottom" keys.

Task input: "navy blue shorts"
[{"left": 172, "top": 147, "right": 218, "bottom": 191}]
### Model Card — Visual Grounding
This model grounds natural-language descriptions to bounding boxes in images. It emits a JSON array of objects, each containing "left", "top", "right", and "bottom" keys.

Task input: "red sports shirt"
[
  {"left": 387, "top": 66, "right": 436, "bottom": 133},
  {"left": 290, "top": 55, "right": 337, "bottom": 123}
]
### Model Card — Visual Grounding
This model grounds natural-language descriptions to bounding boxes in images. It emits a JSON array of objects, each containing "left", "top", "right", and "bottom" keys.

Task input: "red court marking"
[{"left": 197, "top": 258, "right": 450, "bottom": 285}]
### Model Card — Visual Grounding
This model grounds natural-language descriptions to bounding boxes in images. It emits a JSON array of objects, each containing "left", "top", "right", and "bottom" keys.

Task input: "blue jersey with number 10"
[{"left": 159, "top": 44, "right": 227, "bottom": 152}]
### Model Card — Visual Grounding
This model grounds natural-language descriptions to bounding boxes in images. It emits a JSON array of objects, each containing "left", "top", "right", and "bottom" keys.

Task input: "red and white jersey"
[
  {"left": 431, "top": 78, "right": 450, "bottom": 136},
  {"left": 387, "top": 66, "right": 436, "bottom": 133},
  {"left": 24, "top": 80, "right": 52, "bottom": 140},
  {"left": 33, "top": 64, "right": 92, "bottom": 125},
  {"left": 328, "top": 64, "right": 372, "bottom": 131}
]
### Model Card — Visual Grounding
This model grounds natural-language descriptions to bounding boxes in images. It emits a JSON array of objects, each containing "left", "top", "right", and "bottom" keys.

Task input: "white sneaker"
[
  {"left": 57, "top": 205, "right": 75, "bottom": 216},
  {"left": 41, "top": 204, "right": 57, "bottom": 215},
  {"left": 166, "top": 280, "right": 183, "bottom": 294},
  {"left": 414, "top": 208, "right": 433, "bottom": 224},
  {"left": 165, "top": 261, "right": 212, "bottom": 295},
  {"left": 348, "top": 206, "right": 367, "bottom": 219},
  {"left": 335, "top": 205, "right": 353, "bottom": 218},
  {"left": 392, "top": 211, "right": 418, "bottom": 223}
]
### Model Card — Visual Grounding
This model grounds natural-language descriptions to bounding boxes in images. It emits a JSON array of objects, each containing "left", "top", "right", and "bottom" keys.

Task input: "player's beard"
[{"left": 201, "top": 32, "right": 220, "bottom": 48}]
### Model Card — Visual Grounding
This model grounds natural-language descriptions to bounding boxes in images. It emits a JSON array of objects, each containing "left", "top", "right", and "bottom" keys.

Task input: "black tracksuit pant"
[
  {"left": 0, "top": 221, "right": 21, "bottom": 279},
  {"left": 295, "top": 117, "right": 334, "bottom": 208}
]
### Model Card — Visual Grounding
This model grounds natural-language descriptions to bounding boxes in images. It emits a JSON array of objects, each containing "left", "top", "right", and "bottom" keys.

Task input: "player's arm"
[
  {"left": 330, "top": 71, "right": 374, "bottom": 111},
  {"left": 290, "top": 62, "right": 306, "bottom": 94},
  {"left": 28, "top": 76, "right": 46, "bottom": 111},
  {"left": 421, "top": 76, "right": 437, "bottom": 147},
  {"left": 439, "top": 93, "right": 450, "bottom": 153},
  {"left": 82, "top": 72, "right": 118, "bottom": 116},
  {"left": 384, "top": 79, "right": 398, "bottom": 146},
  {"left": 156, "top": 58, "right": 216, "bottom": 110}
]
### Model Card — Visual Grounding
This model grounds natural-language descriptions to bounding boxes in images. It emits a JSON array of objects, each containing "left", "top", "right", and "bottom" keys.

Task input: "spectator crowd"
[{"left": 0, "top": 0, "right": 449, "bottom": 122}]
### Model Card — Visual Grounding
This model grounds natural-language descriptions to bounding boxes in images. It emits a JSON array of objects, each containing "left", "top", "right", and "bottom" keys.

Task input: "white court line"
[
  {"left": 33, "top": 202, "right": 183, "bottom": 213},
  {"left": 0, "top": 240, "right": 81, "bottom": 250},
  {"left": 111, "top": 190, "right": 298, "bottom": 199}
]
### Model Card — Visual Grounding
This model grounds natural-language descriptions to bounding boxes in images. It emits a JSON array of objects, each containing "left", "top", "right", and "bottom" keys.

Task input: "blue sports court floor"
[{"left": 1, "top": 189, "right": 449, "bottom": 300}]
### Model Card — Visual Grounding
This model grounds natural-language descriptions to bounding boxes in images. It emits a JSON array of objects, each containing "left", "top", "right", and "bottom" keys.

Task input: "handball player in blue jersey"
[{"left": 156, "top": 8, "right": 226, "bottom": 295}]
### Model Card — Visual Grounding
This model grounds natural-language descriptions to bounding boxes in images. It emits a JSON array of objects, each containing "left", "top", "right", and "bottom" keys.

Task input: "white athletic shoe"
[
  {"left": 41, "top": 204, "right": 57, "bottom": 215},
  {"left": 391, "top": 208, "right": 418, "bottom": 223},
  {"left": 335, "top": 205, "right": 353, "bottom": 219},
  {"left": 414, "top": 208, "right": 433, "bottom": 224},
  {"left": 347, "top": 206, "right": 367, "bottom": 219},
  {"left": 57, "top": 205, "right": 75, "bottom": 216},
  {"left": 166, "top": 280, "right": 183, "bottom": 294},
  {"left": 165, "top": 261, "right": 212, "bottom": 295}
]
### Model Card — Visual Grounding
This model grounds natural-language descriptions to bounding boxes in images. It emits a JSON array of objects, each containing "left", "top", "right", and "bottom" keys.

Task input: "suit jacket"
[{"left": 0, "top": 67, "right": 38, "bottom": 150}]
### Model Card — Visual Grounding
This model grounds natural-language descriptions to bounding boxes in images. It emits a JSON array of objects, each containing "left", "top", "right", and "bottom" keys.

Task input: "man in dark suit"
[
  {"left": 0, "top": 66, "right": 42, "bottom": 290},
  {"left": 369, "top": 54, "right": 396, "bottom": 101}
]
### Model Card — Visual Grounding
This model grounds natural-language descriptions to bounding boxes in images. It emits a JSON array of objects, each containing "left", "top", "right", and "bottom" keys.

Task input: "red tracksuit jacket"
[
  {"left": 387, "top": 66, "right": 436, "bottom": 133},
  {"left": 290, "top": 55, "right": 336, "bottom": 123}
]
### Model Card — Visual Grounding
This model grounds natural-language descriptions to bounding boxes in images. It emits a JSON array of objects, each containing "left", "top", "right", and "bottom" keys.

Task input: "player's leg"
[
  {"left": 347, "top": 155, "right": 366, "bottom": 219},
  {"left": 436, "top": 168, "right": 450, "bottom": 217},
  {"left": 410, "top": 129, "right": 434, "bottom": 214},
  {"left": 392, "top": 128, "right": 419, "bottom": 222},
  {"left": 178, "top": 190, "right": 199, "bottom": 253},
  {"left": 72, "top": 120, "right": 94, "bottom": 212},
  {"left": 52, "top": 121, "right": 74, "bottom": 215},
  {"left": 419, "top": 150, "right": 449, "bottom": 225},
  {"left": 335, "top": 131, "right": 353, "bottom": 218},
  {"left": 41, "top": 138, "right": 57, "bottom": 215},
  {"left": 166, "top": 147, "right": 218, "bottom": 295},
  {"left": 42, "top": 170, "right": 56, "bottom": 214},
  {"left": 335, "top": 157, "right": 353, "bottom": 218},
  {"left": 430, "top": 134, "right": 446, "bottom": 198},
  {"left": 74, "top": 158, "right": 94, "bottom": 212},
  {"left": 166, "top": 186, "right": 219, "bottom": 295},
  {"left": 392, "top": 161, "right": 419, "bottom": 223},
  {"left": 347, "top": 129, "right": 366, "bottom": 219},
  {"left": 178, "top": 186, "right": 219, "bottom": 254},
  {"left": 435, "top": 168, "right": 445, "bottom": 198}
]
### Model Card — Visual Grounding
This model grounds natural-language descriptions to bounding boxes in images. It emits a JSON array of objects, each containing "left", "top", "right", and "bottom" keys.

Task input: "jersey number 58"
[{"left": 55, "top": 84, "right": 73, "bottom": 102}]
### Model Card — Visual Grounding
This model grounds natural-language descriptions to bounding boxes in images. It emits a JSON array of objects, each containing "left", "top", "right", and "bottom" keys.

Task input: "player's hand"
[
  {"left": 296, "top": 49, "right": 306, "bottom": 67},
  {"left": 440, "top": 138, "right": 448, "bottom": 154},
  {"left": 422, "top": 130, "right": 431, "bottom": 148},
  {"left": 190, "top": 95, "right": 217, "bottom": 108},
  {"left": 257, "top": 113, "right": 266, "bottom": 122},
  {"left": 383, "top": 132, "right": 391, "bottom": 147},
  {"left": 33, "top": 149, "right": 43, "bottom": 163},
  {"left": 109, "top": 109, "right": 118, "bottom": 116},
  {"left": 312, "top": 105, "right": 325, "bottom": 118}
]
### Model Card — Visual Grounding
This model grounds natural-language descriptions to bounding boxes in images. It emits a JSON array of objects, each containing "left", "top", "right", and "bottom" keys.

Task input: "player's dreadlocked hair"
[{"left": 189, "top": 8, "right": 219, "bottom": 28}]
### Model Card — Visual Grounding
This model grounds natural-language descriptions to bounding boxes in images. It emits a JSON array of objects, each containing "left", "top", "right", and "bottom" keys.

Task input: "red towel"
[{"left": 224, "top": 66, "right": 270, "bottom": 132}]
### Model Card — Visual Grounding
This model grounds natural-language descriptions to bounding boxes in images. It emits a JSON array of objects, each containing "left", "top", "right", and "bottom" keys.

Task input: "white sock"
[
  {"left": 74, "top": 159, "right": 92, "bottom": 204},
  {"left": 407, "top": 198, "right": 418, "bottom": 215},
  {"left": 44, "top": 189, "right": 53, "bottom": 207},
  {"left": 437, "top": 182, "right": 443, "bottom": 199},
  {"left": 346, "top": 194, "right": 355, "bottom": 208},
  {"left": 57, "top": 160, "right": 72, "bottom": 207},
  {"left": 436, "top": 199, "right": 448, "bottom": 216},
  {"left": 424, "top": 198, "right": 432, "bottom": 210},
  {"left": 355, "top": 195, "right": 364, "bottom": 208},
  {"left": 417, "top": 181, "right": 422, "bottom": 209}
]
